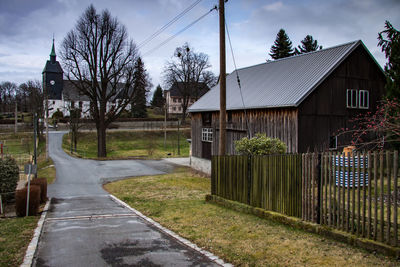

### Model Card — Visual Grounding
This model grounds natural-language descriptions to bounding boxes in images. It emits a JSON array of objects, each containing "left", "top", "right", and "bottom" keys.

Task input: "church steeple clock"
[{"left": 42, "top": 39, "right": 63, "bottom": 100}]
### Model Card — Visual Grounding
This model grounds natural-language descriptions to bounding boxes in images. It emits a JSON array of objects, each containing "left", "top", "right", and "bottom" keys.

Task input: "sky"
[{"left": 0, "top": 0, "right": 399, "bottom": 94}]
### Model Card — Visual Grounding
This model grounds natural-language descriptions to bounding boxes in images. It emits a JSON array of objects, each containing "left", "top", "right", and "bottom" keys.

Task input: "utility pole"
[
  {"left": 14, "top": 103, "right": 18, "bottom": 133},
  {"left": 218, "top": 0, "right": 226, "bottom": 156},
  {"left": 33, "top": 113, "right": 37, "bottom": 178},
  {"left": 45, "top": 86, "right": 49, "bottom": 160}
]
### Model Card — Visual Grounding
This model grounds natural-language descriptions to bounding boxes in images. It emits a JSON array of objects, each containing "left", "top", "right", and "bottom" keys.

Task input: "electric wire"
[
  {"left": 225, "top": 19, "right": 251, "bottom": 137},
  {"left": 143, "top": 6, "right": 217, "bottom": 57},
  {"left": 138, "top": 0, "right": 203, "bottom": 49}
]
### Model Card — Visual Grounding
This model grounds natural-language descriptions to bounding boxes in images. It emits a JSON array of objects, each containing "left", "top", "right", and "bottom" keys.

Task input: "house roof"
[
  {"left": 166, "top": 82, "right": 209, "bottom": 98},
  {"left": 189, "top": 40, "right": 382, "bottom": 112},
  {"left": 62, "top": 80, "right": 90, "bottom": 101},
  {"left": 62, "top": 80, "right": 130, "bottom": 101}
]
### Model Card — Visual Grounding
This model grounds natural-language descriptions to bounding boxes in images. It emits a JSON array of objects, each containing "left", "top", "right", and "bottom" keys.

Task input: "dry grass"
[
  {"left": 104, "top": 167, "right": 400, "bottom": 266},
  {"left": 0, "top": 216, "right": 38, "bottom": 266}
]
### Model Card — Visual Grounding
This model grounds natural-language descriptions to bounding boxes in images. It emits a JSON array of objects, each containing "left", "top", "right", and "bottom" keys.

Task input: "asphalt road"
[{"left": 33, "top": 131, "right": 220, "bottom": 267}]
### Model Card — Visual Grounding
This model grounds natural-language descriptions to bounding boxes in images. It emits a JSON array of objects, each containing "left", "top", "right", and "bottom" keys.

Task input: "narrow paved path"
[{"left": 33, "top": 132, "right": 219, "bottom": 267}]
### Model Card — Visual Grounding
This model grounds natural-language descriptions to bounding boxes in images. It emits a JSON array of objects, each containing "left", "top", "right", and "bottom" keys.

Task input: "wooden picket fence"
[
  {"left": 303, "top": 151, "right": 400, "bottom": 246},
  {"left": 211, "top": 154, "right": 302, "bottom": 217},
  {"left": 212, "top": 150, "right": 400, "bottom": 247}
]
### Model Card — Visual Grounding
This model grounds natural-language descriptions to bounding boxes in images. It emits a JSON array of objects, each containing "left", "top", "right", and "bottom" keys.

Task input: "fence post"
[
  {"left": 247, "top": 155, "right": 252, "bottom": 205},
  {"left": 316, "top": 153, "right": 322, "bottom": 224}
]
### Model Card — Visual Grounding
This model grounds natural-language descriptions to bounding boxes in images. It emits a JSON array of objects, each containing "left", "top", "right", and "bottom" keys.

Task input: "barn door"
[{"left": 202, "top": 141, "right": 212, "bottom": 159}]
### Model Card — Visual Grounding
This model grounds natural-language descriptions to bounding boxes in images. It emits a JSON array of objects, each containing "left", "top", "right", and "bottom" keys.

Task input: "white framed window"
[
  {"left": 346, "top": 89, "right": 358, "bottom": 108},
  {"left": 359, "top": 90, "right": 369, "bottom": 109},
  {"left": 202, "top": 128, "right": 213, "bottom": 142}
]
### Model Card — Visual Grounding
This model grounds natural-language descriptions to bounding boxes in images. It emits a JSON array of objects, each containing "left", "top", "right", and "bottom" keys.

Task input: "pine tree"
[
  {"left": 269, "top": 29, "right": 294, "bottom": 60},
  {"left": 378, "top": 20, "right": 400, "bottom": 99},
  {"left": 151, "top": 85, "right": 165, "bottom": 108},
  {"left": 295, "top": 35, "right": 322, "bottom": 55},
  {"left": 131, "top": 57, "right": 151, "bottom": 118}
]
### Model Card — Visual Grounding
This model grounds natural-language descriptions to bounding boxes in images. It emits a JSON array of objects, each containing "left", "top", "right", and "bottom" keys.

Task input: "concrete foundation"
[{"left": 190, "top": 156, "right": 211, "bottom": 175}]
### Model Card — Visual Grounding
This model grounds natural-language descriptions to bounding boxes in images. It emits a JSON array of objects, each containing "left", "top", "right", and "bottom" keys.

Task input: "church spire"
[{"left": 50, "top": 37, "right": 56, "bottom": 63}]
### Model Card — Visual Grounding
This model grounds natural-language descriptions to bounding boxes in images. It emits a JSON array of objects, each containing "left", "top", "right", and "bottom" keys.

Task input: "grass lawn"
[
  {"left": 0, "top": 216, "right": 39, "bottom": 266},
  {"left": 62, "top": 129, "right": 190, "bottom": 159},
  {"left": 104, "top": 167, "right": 400, "bottom": 266}
]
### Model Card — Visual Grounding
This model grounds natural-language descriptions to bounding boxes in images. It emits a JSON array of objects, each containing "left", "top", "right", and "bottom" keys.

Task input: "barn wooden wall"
[{"left": 191, "top": 108, "right": 299, "bottom": 159}]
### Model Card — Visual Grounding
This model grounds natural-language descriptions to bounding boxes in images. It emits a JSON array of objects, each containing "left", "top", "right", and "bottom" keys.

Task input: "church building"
[{"left": 42, "top": 40, "right": 129, "bottom": 119}]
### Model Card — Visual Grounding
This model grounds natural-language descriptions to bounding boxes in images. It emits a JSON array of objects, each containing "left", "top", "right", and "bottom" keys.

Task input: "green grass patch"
[
  {"left": 37, "top": 157, "right": 56, "bottom": 184},
  {"left": 0, "top": 216, "right": 39, "bottom": 266},
  {"left": 62, "top": 130, "right": 190, "bottom": 159},
  {"left": 105, "top": 168, "right": 400, "bottom": 266}
]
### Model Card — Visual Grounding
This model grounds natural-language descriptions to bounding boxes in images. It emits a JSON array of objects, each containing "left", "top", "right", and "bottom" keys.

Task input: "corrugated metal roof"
[{"left": 189, "top": 40, "right": 362, "bottom": 112}]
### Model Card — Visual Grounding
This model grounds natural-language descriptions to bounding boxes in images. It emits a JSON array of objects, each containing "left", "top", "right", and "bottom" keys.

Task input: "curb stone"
[
  {"left": 21, "top": 198, "right": 51, "bottom": 267},
  {"left": 109, "top": 194, "right": 232, "bottom": 267}
]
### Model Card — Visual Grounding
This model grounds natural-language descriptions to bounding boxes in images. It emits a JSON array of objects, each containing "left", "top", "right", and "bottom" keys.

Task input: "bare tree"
[
  {"left": 18, "top": 80, "right": 44, "bottom": 140},
  {"left": 163, "top": 43, "right": 216, "bottom": 121},
  {"left": 60, "top": 5, "right": 138, "bottom": 157},
  {"left": 0, "top": 81, "right": 17, "bottom": 113}
]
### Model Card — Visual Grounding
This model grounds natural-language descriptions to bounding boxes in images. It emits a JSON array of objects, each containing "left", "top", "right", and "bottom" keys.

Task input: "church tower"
[{"left": 42, "top": 39, "right": 63, "bottom": 100}]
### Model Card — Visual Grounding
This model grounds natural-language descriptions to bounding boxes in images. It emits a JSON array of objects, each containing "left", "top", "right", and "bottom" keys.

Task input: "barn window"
[
  {"left": 346, "top": 89, "right": 358, "bottom": 108},
  {"left": 359, "top": 90, "right": 369, "bottom": 109},
  {"left": 227, "top": 112, "right": 232, "bottom": 123},
  {"left": 202, "top": 113, "right": 211, "bottom": 126},
  {"left": 329, "top": 135, "right": 337, "bottom": 150},
  {"left": 173, "top": 107, "right": 176, "bottom": 111},
  {"left": 202, "top": 128, "right": 213, "bottom": 142}
]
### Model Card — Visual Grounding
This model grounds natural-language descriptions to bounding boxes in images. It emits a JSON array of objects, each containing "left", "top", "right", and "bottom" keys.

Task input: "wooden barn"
[{"left": 188, "top": 40, "right": 386, "bottom": 160}]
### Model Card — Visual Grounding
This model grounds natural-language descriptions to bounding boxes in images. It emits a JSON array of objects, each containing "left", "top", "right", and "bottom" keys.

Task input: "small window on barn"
[
  {"left": 227, "top": 112, "right": 232, "bottom": 123},
  {"left": 329, "top": 136, "right": 337, "bottom": 150},
  {"left": 346, "top": 89, "right": 358, "bottom": 108},
  {"left": 202, "top": 128, "right": 213, "bottom": 142},
  {"left": 359, "top": 90, "right": 369, "bottom": 109},
  {"left": 173, "top": 98, "right": 177, "bottom": 103},
  {"left": 202, "top": 113, "right": 211, "bottom": 126}
]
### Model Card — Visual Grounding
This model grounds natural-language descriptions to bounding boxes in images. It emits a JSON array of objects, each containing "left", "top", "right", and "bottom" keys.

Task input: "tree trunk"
[{"left": 97, "top": 119, "right": 107, "bottom": 157}]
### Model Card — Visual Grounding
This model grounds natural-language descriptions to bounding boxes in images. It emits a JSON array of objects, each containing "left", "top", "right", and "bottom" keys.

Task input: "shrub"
[
  {"left": 15, "top": 185, "right": 41, "bottom": 216},
  {"left": 235, "top": 133, "right": 287, "bottom": 156},
  {"left": 26, "top": 178, "right": 47, "bottom": 203},
  {"left": 0, "top": 157, "right": 19, "bottom": 202}
]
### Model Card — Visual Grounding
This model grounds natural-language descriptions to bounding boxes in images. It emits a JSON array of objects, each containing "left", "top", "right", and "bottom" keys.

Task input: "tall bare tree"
[
  {"left": 0, "top": 81, "right": 17, "bottom": 113},
  {"left": 163, "top": 43, "right": 216, "bottom": 121},
  {"left": 60, "top": 5, "right": 138, "bottom": 157}
]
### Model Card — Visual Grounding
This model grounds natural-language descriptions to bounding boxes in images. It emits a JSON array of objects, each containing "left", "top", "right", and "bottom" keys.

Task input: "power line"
[
  {"left": 143, "top": 6, "right": 217, "bottom": 56},
  {"left": 138, "top": 0, "right": 203, "bottom": 49},
  {"left": 225, "top": 19, "right": 251, "bottom": 137}
]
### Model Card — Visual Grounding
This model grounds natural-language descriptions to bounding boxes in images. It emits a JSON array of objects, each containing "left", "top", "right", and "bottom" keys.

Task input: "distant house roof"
[
  {"left": 62, "top": 80, "right": 90, "bottom": 101},
  {"left": 62, "top": 80, "right": 130, "bottom": 101},
  {"left": 189, "top": 40, "right": 383, "bottom": 112},
  {"left": 166, "top": 82, "right": 209, "bottom": 98}
]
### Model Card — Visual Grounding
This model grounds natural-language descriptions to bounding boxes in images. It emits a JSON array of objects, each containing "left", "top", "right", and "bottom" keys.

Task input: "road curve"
[{"left": 33, "top": 132, "right": 220, "bottom": 267}]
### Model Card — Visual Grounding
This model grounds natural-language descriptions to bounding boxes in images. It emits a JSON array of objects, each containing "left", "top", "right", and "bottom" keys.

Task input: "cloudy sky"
[{"left": 0, "top": 0, "right": 399, "bottom": 93}]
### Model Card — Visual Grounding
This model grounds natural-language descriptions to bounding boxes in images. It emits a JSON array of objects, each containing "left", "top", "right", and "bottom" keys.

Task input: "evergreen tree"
[
  {"left": 378, "top": 20, "right": 400, "bottom": 99},
  {"left": 269, "top": 29, "right": 294, "bottom": 60},
  {"left": 131, "top": 57, "right": 151, "bottom": 118},
  {"left": 151, "top": 85, "right": 165, "bottom": 108},
  {"left": 295, "top": 35, "right": 322, "bottom": 55}
]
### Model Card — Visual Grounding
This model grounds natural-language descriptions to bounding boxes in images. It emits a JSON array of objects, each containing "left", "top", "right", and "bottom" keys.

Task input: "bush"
[
  {"left": 235, "top": 133, "right": 287, "bottom": 156},
  {"left": 15, "top": 185, "right": 41, "bottom": 216},
  {"left": 26, "top": 178, "right": 47, "bottom": 203},
  {"left": 0, "top": 157, "right": 19, "bottom": 202}
]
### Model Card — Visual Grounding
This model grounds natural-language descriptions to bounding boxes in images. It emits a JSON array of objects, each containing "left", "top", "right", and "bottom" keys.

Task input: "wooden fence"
[
  {"left": 303, "top": 151, "right": 399, "bottom": 246},
  {"left": 212, "top": 154, "right": 302, "bottom": 217},
  {"left": 212, "top": 150, "right": 400, "bottom": 247}
]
